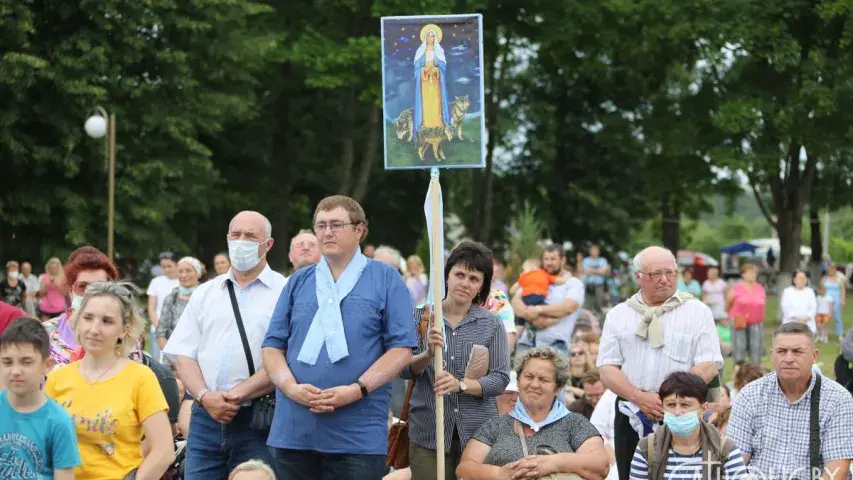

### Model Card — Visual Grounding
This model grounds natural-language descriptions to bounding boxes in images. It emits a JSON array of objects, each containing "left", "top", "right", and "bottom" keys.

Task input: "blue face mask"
[
  {"left": 663, "top": 410, "right": 700, "bottom": 437},
  {"left": 179, "top": 286, "right": 197, "bottom": 296}
]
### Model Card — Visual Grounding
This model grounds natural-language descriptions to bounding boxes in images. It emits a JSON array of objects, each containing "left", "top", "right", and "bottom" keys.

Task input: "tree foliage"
[{"left": 3, "top": 0, "right": 852, "bottom": 279}]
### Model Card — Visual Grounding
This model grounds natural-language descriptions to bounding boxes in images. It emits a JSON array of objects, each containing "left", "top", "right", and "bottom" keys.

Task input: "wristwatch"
[
  {"left": 459, "top": 379, "right": 467, "bottom": 392},
  {"left": 195, "top": 389, "right": 210, "bottom": 407},
  {"left": 356, "top": 380, "right": 369, "bottom": 398}
]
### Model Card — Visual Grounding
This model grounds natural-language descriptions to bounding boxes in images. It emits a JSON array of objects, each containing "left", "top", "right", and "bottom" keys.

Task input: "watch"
[
  {"left": 459, "top": 379, "right": 467, "bottom": 392},
  {"left": 195, "top": 389, "right": 210, "bottom": 407},
  {"left": 356, "top": 380, "right": 369, "bottom": 398}
]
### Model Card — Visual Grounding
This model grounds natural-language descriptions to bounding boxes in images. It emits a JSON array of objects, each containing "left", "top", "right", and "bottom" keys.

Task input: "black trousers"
[{"left": 614, "top": 396, "right": 640, "bottom": 480}]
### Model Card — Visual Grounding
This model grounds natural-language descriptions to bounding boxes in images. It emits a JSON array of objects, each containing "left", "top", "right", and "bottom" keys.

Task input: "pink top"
[
  {"left": 729, "top": 281, "right": 766, "bottom": 325},
  {"left": 38, "top": 274, "right": 67, "bottom": 315}
]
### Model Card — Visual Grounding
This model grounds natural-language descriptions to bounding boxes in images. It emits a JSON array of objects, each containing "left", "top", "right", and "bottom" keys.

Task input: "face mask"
[
  {"left": 6, "top": 271, "right": 18, "bottom": 280},
  {"left": 179, "top": 286, "right": 197, "bottom": 296},
  {"left": 663, "top": 410, "right": 700, "bottom": 437},
  {"left": 228, "top": 240, "right": 267, "bottom": 272},
  {"left": 71, "top": 294, "right": 84, "bottom": 311}
]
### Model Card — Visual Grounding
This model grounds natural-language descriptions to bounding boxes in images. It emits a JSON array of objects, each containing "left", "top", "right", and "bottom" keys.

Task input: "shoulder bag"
[
  {"left": 226, "top": 279, "right": 275, "bottom": 431},
  {"left": 387, "top": 305, "right": 432, "bottom": 469}
]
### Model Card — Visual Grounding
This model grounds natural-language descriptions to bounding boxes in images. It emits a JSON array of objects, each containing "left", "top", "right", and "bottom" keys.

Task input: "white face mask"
[
  {"left": 71, "top": 294, "right": 84, "bottom": 311},
  {"left": 6, "top": 271, "right": 18, "bottom": 280},
  {"left": 228, "top": 240, "right": 267, "bottom": 272}
]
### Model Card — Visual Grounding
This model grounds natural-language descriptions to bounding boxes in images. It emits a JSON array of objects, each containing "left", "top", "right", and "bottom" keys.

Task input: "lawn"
[
  {"left": 719, "top": 295, "right": 848, "bottom": 384},
  {"left": 384, "top": 116, "right": 484, "bottom": 169}
]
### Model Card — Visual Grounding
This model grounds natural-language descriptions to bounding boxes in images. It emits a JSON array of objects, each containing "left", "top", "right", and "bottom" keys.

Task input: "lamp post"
[{"left": 84, "top": 106, "right": 116, "bottom": 262}]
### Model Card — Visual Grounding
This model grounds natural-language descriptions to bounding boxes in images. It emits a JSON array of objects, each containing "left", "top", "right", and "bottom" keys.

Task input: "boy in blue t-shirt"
[{"left": 0, "top": 317, "right": 80, "bottom": 479}]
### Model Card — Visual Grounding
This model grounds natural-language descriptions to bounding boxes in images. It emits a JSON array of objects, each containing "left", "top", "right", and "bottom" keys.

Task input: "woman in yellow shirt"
[{"left": 45, "top": 281, "right": 174, "bottom": 480}]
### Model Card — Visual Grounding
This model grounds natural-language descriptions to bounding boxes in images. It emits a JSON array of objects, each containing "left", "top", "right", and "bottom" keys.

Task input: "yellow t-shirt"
[{"left": 45, "top": 360, "right": 169, "bottom": 480}]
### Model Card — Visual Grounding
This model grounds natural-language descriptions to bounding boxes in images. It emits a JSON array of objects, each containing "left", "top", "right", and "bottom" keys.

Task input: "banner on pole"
[
  {"left": 381, "top": 14, "right": 486, "bottom": 170},
  {"left": 424, "top": 169, "right": 446, "bottom": 305}
]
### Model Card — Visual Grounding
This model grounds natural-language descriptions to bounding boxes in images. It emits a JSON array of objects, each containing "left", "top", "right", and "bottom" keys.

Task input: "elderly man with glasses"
[{"left": 596, "top": 246, "right": 723, "bottom": 480}]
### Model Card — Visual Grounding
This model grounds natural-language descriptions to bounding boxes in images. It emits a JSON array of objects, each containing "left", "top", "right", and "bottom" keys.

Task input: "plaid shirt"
[{"left": 727, "top": 371, "right": 853, "bottom": 479}]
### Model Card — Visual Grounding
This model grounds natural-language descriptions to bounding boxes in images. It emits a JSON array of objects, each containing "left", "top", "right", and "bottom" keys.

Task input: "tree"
[
  {"left": 708, "top": 0, "right": 853, "bottom": 284},
  {"left": 506, "top": 201, "right": 544, "bottom": 283},
  {"left": 0, "top": 0, "right": 278, "bottom": 267}
]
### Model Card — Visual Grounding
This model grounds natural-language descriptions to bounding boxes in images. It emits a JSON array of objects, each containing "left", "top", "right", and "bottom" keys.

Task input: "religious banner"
[{"left": 381, "top": 14, "right": 486, "bottom": 170}]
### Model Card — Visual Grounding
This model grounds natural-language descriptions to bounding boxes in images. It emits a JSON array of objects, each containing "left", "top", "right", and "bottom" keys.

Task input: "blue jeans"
[
  {"left": 149, "top": 326, "right": 161, "bottom": 361},
  {"left": 269, "top": 448, "right": 386, "bottom": 480},
  {"left": 185, "top": 404, "right": 272, "bottom": 478}
]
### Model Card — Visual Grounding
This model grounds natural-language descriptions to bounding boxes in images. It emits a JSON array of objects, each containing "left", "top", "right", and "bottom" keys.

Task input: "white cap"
[{"left": 505, "top": 371, "right": 518, "bottom": 393}]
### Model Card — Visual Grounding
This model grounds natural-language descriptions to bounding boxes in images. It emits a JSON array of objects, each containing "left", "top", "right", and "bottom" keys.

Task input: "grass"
[
  {"left": 719, "top": 295, "right": 848, "bottom": 384},
  {"left": 384, "top": 116, "right": 484, "bottom": 169}
]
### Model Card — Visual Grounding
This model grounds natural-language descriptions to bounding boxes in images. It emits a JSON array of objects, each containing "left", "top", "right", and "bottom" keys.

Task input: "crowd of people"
[{"left": 1, "top": 195, "right": 852, "bottom": 480}]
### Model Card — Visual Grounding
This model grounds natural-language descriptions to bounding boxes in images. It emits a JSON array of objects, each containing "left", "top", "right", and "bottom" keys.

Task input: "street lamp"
[{"left": 84, "top": 106, "right": 116, "bottom": 262}]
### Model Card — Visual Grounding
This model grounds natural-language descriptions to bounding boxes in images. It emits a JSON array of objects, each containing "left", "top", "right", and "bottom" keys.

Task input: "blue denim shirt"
[{"left": 262, "top": 260, "right": 417, "bottom": 455}]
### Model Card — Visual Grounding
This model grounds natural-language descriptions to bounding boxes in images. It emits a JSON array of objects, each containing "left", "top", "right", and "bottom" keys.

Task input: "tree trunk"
[
  {"left": 661, "top": 197, "right": 681, "bottom": 253},
  {"left": 809, "top": 208, "right": 823, "bottom": 282},
  {"left": 351, "top": 106, "right": 381, "bottom": 202},
  {"left": 479, "top": 33, "right": 511, "bottom": 245},
  {"left": 338, "top": 88, "right": 357, "bottom": 195},
  {"left": 270, "top": 62, "right": 297, "bottom": 264}
]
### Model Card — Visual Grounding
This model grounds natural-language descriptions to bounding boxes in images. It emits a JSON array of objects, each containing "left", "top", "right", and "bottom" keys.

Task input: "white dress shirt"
[
  {"left": 590, "top": 389, "right": 619, "bottom": 480},
  {"left": 780, "top": 286, "right": 817, "bottom": 333},
  {"left": 596, "top": 293, "right": 723, "bottom": 392},
  {"left": 163, "top": 265, "right": 287, "bottom": 392}
]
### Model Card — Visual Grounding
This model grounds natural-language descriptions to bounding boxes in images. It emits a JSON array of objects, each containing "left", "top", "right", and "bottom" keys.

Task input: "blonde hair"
[
  {"left": 741, "top": 264, "right": 758, "bottom": 275},
  {"left": 570, "top": 345, "right": 596, "bottom": 373},
  {"left": 228, "top": 459, "right": 277, "bottom": 480},
  {"left": 45, "top": 257, "right": 64, "bottom": 279},
  {"left": 70, "top": 281, "right": 145, "bottom": 357},
  {"left": 407, "top": 254, "right": 425, "bottom": 274}
]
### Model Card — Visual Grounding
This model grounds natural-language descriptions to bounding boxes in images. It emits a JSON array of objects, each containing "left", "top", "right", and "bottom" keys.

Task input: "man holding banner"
[{"left": 261, "top": 195, "right": 418, "bottom": 479}]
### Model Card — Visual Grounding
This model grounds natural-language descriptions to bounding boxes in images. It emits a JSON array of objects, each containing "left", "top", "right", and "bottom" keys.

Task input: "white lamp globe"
[{"left": 84, "top": 115, "right": 108, "bottom": 138}]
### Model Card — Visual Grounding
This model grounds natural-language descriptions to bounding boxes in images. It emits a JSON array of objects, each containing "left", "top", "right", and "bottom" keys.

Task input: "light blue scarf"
[
  {"left": 297, "top": 249, "right": 368, "bottom": 365},
  {"left": 509, "top": 397, "right": 570, "bottom": 432}
]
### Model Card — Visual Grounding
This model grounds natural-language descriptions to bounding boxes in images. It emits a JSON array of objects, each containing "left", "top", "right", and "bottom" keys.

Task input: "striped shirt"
[
  {"left": 403, "top": 304, "right": 511, "bottom": 452},
  {"left": 597, "top": 293, "right": 723, "bottom": 391},
  {"left": 629, "top": 447, "right": 747, "bottom": 480}
]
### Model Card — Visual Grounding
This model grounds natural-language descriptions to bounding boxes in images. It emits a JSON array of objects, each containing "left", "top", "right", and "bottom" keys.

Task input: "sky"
[{"left": 382, "top": 16, "right": 484, "bottom": 122}]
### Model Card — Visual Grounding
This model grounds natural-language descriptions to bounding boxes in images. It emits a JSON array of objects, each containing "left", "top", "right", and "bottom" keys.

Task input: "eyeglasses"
[
  {"left": 292, "top": 241, "right": 318, "bottom": 250},
  {"left": 313, "top": 222, "right": 357, "bottom": 235},
  {"left": 638, "top": 269, "right": 678, "bottom": 280},
  {"left": 570, "top": 351, "right": 585, "bottom": 357},
  {"left": 72, "top": 280, "right": 93, "bottom": 296}
]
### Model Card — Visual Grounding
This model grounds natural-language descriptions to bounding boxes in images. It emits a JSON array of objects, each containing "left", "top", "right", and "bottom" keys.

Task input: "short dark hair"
[
  {"left": 658, "top": 371, "right": 707, "bottom": 403},
  {"left": 541, "top": 244, "right": 564, "bottom": 258},
  {"left": 444, "top": 241, "right": 494, "bottom": 305},
  {"left": 774, "top": 321, "right": 814, "bottom": 343},
  {"left": 580, "top": 369, "right": 601, "bottom": 386},
  {"left": 0, "top": 317, "right": 50, "bottom": 359}
]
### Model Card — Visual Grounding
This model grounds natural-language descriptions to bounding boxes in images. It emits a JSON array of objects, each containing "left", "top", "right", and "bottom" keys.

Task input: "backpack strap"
[
  {"left": 810, "top": 375, "right": 822, "bottom": 475},
  {"left": 718, "top": 435, "right": 735, "bottom": 479},
  {"left": 639, "top": 432, "right": 656, "bottom": 471}
]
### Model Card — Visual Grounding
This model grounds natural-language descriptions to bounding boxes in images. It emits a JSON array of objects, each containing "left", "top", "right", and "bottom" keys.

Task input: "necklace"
[{"left": 81, "top": 357, "right": 122, "bottom": 385}]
